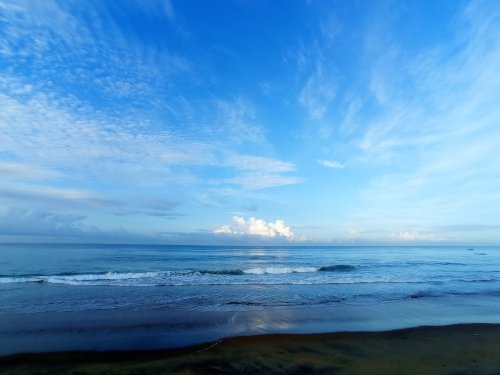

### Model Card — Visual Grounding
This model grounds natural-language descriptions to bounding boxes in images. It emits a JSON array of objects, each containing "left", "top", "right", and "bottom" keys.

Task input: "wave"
[
  {"left": 318, "top": 265, "right": 357, "bottom": 272},
  {"left": 408, "top": 291, "right": 436, "bottom": 299},
  {"left": 203, "top": 265, "right": 357, "bottom": 275},
  {"left": 0, "top": 266, "right": 336, "bottom": 285},
  {"left": 0, "top": 265, "right": 356, "bottom": 283},
  {"left": 1, "top": 265, "right": 495, "bottom": 287},
  {"left": 0, "top": 264, "right": 357, "bottom": 283},
  {"left": 200, "top": 269, "right": 245, "bottom": 275}
]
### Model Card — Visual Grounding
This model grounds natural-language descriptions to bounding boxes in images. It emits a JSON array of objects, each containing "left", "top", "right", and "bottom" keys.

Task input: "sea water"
[{"left": 1, "top": 244, "right": 499, "bottom": 354}]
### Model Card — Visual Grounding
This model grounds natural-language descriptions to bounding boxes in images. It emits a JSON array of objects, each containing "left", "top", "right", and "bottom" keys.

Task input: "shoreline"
[
  {"left": 4, "top": 292, "right": 500, "bottom": 356},
  {"left": 2, "top": 323, "right": 500, "bottom": 374}
]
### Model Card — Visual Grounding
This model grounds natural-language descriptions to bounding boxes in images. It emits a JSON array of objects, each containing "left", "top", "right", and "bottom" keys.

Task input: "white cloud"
[
  {"left": 214, "top": 216, "right": 295, "bottom": 239},
  {"left": 317, "top": 159, "right": 344, "bottom": 169}
]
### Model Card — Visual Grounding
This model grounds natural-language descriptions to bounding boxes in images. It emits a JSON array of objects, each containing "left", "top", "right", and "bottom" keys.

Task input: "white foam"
[
  {"left": 0, "top": 277, "right": 29, "bottom": 284},
  {"left": 243, "top": 267, "right": 317, "bottom": 275},
  {"left": 0, "top": 271, "right": 162, "bottom": 285},
  {"left": 45, "top": 271, "right": 161, "bottom": 283}
]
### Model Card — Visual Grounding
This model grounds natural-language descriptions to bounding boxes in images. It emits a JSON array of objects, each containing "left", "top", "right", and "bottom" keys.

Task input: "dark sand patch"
[{"left": 2, "top": 324, "right": 500, "bottom": 374}]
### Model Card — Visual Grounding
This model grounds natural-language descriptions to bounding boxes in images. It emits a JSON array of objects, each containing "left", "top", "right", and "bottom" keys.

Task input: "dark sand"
[{"left": 1, "top": 324, "right": 500, "bottom": 374}]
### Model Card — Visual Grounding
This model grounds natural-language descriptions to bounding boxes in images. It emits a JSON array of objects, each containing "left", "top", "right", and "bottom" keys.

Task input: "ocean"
[{"left": 1, "top": 244, "right": 500, "bottom": 354}]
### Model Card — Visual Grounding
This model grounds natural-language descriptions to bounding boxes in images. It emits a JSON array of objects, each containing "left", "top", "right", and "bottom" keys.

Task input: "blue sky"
[{"left": 1, "top": 0, "right": 500, "bottom": 245}]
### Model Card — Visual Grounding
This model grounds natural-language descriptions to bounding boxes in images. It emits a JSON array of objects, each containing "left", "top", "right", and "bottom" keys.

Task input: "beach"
[{"left": 2, "top": 323, "right": 500, "bottom": 374}]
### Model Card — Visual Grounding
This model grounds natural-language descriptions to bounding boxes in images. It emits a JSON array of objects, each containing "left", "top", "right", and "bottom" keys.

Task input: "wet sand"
[{"left": 2, "top": 323, "right": 500, "bottom": 374}]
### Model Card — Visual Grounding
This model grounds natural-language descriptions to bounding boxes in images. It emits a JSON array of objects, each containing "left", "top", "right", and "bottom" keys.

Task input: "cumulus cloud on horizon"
[{"left": 214, "top": 216, "right": 295, "bottom": 240}]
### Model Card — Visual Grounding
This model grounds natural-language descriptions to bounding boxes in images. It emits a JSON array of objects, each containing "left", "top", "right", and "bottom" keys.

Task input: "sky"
[{"left": 1, "top": 0, "right": 500, "bottom": 245}]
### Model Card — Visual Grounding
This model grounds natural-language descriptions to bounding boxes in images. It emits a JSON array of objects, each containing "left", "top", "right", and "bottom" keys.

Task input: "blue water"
[
  {"left": 0, "top": 244, "right": 498, "bottom": 312},
  {"left": 1, "top": 244, "right": 500, "bottom": 354}
]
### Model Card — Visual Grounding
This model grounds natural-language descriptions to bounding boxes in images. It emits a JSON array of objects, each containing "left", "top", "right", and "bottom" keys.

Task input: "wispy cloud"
[
  {"left": 0, "top": 82, "right": 303, "bottom": 226},
  {"left": 0, "top": 207, "right": 168, "bottom": 243},
  {"left": 0, "top": 89, "right": 215, "bottom": 181},
  {"left": 0, "top": 161, "right": 62, "bottom": 180},
  {"left": 347, "top": 1, "right": 500, "bottom": 232},
  {"left": 0, "top": 0, "right": 190, "bottom": 114},
  {"left": 2, "top": 0, "right": 497, "bottom": 243},
  {"left": 226, "top": 154, "right": 295, "bottom": 173},
  {"left": 0, "top": 182, "right": 120, "bottom": 210},
  {"left": 135, "top": 0, "right": 176, "bottom": 22},
  {"left": 433, "top": 224, "right": 500, "bottom": 233},
  {"left": 0, "top": 207, "right": 87, "bottom": 237},
  {"left": 204, "top": 153, "right": 304, "bottom": 191},
  {"left": 389, "top": 231, "right": 444, "bottom": 243},
  {"left": 317, "top": 159, "right": 344, "bottom": 169},
  {"left": 212, "top": 98, "right": 267, "bottom": 145},
  {"left": 299, "top": 62, "right": 337, "bottom": 120},
  {"left": 215, "top": 173, "right": 304, "bottom": 191}
]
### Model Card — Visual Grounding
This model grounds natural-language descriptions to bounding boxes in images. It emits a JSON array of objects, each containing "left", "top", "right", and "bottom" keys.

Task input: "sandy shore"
[{"left": 1, "top": 323, "right": 500, "bottom": 374}]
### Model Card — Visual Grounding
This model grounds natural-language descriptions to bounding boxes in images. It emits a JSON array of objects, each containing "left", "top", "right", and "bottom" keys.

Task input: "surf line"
[
  {"left": 195, "top": 312, "right": 238, "bottom": 353},
  {"left": 195, "top": 338, "right": 223, "bottom": 353}
]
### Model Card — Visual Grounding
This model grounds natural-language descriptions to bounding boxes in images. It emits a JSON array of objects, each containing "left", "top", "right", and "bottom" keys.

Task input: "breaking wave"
[
  {"left": 0, "top": 264, "right": 358, "bottom": 286},
  {"left": 1, "top": 264, "right": 494, "bottom": 287},
  {"left": 205, "top": 265, "right": 356, "bottom": 275},
  {"left": 0, "top": 272, "right": 163, "bottom": 285}
]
